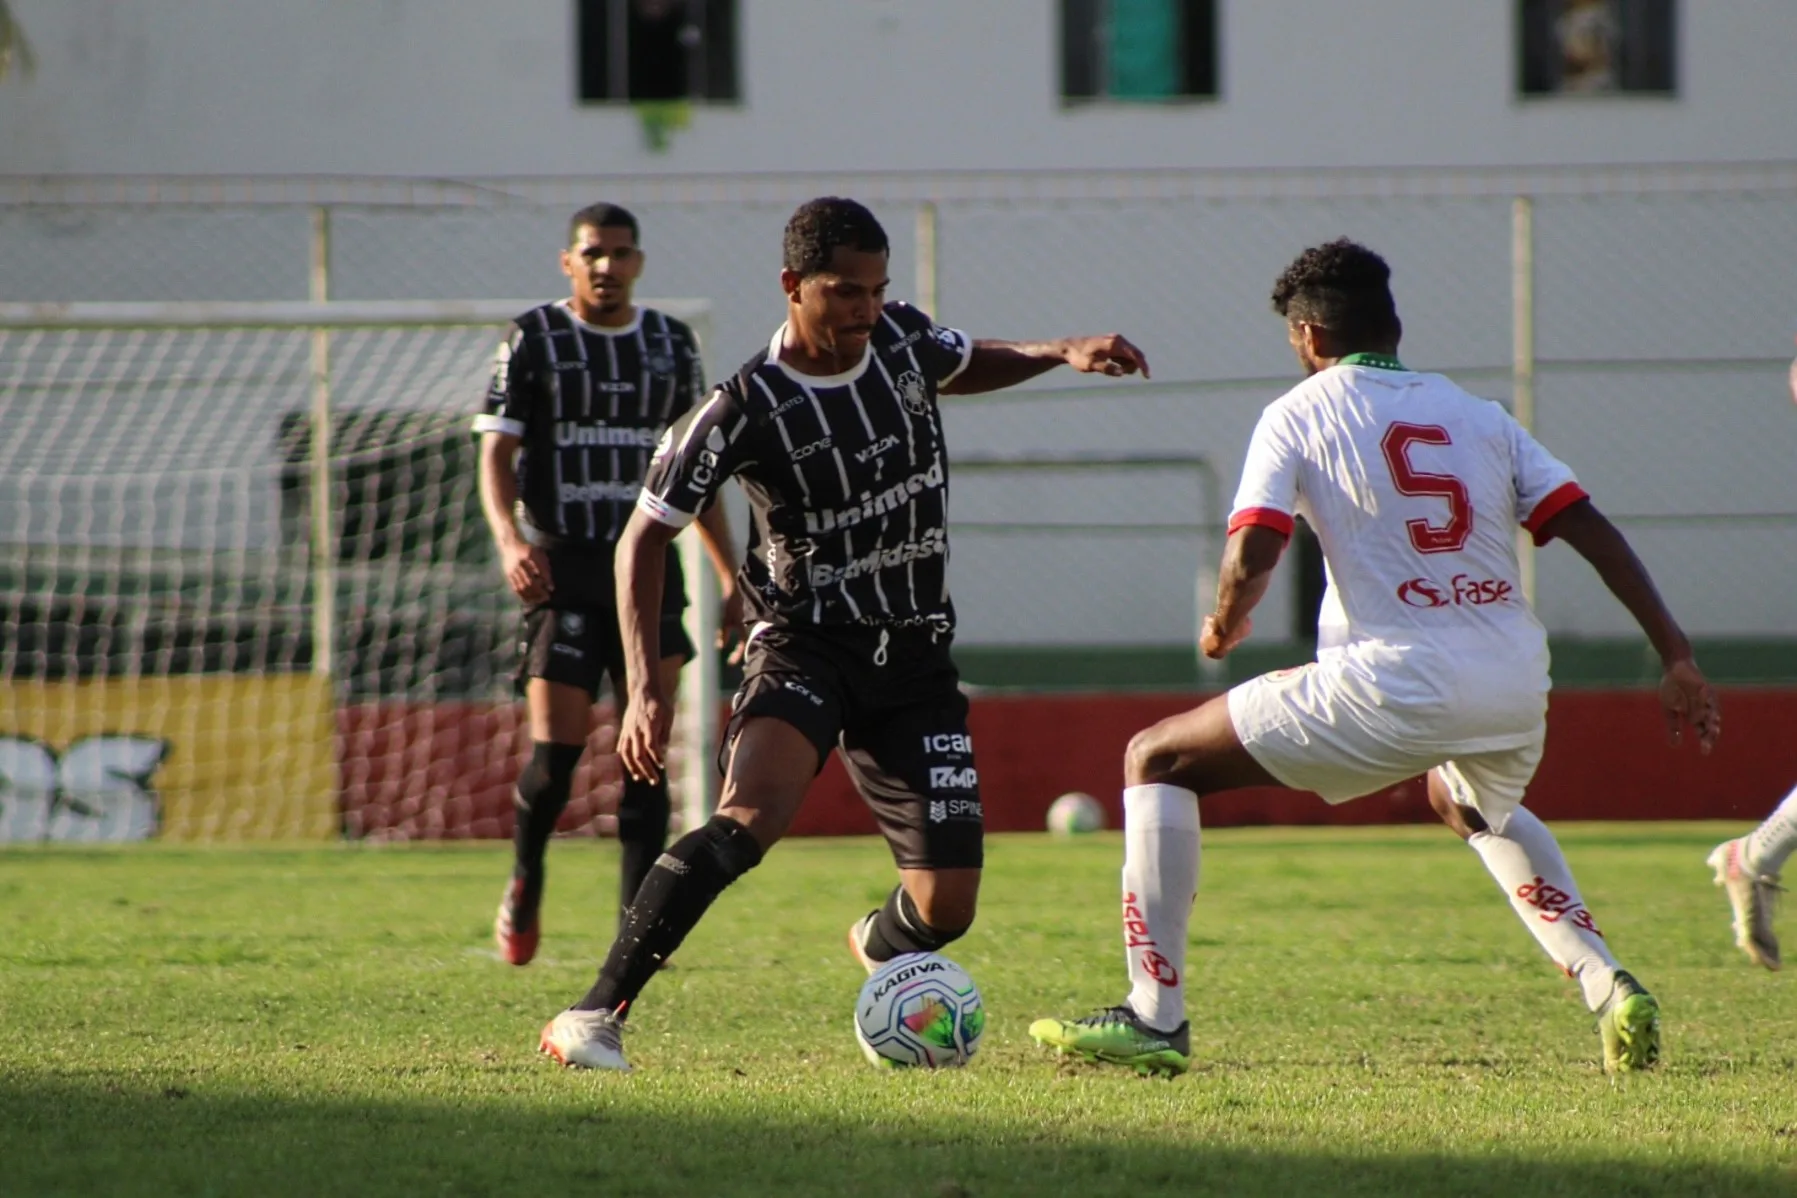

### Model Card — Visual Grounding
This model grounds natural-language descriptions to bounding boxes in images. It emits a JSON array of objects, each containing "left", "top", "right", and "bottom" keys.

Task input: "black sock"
[
  {"left": 862, "top": 883, "right": 965, "bottom": 963},
  {"left": 575, "top": 814, "right": 764, "bottom": 1015},
  {"left": 512, "top": 742, "right": 584, "bottom": 905},
  {"left": 615, "top": 772, "right": 672, "bottom": 927}
]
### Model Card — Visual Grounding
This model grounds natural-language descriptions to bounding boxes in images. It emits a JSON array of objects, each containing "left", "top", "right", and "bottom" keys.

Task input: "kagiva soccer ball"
[
  {"left": 854, "top": 952, "right": 985, "bottom": 1068},
  {"left": 1046, "top": 791, "right": 1106, "bottom": 835}
]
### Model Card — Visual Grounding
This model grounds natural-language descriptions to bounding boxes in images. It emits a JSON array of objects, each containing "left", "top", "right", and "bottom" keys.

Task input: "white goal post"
[{"left": 0, "top": 298, "right": 721, "bottom": 842}]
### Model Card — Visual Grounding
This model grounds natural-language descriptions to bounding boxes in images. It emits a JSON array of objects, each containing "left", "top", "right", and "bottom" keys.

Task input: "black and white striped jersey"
[
  {"left": 638, "top": 302, "right": 972, "bottom": 630},
  {"left": 473, "top": 301, "right": 705, "bottom": 548}
]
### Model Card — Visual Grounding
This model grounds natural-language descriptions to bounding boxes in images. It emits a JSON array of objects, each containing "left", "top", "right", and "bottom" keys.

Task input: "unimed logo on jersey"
[
  {"left": 803, "top": 461, "right": 945, "bottom": 534},
  {"left": 1397, "top": 575, "right": 1515, "bottom": 609},
  {"left": 554, "top": 420, "right": 663, "bottom": 449}
]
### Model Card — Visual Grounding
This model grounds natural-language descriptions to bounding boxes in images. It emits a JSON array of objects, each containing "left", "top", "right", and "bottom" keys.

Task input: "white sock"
[
  {"left": 1467, "top": 806, "right": 1619, "bottom": 1012},
  {"left": 1743, "top": 784, "right": 1797, "bottom": 877},
  {"left": 1122, "top": 783, "right": 1201, "bottom": 1032}
]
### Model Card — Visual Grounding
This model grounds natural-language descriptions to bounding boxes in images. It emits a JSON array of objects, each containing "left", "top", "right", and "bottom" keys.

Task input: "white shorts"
[{"left": 1226, "top": 660, "right": 1544, "bottom": 835}]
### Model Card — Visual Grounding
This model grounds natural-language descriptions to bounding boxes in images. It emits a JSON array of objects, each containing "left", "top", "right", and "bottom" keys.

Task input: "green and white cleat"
[
  {"left": 1029, "top": 1004, "right": 1190, "bottom": 1077},
  {"left": 1707, "top": 837, "right": 1783, "bottom": 971},
  {"left": 1596, "top": 971, "right": 1660, "bottom": 1075}
]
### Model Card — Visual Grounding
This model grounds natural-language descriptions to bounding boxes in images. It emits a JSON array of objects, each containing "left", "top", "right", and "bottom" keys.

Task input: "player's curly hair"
[
  {"left": 1271, "top": 238, "right": 1401, "bottom": 348},
  {"left": 783, "top": 197, "right": 889, "bottom": 278},
  {"left": 568, "top": 203, "right": 639, "bottom": 246}
]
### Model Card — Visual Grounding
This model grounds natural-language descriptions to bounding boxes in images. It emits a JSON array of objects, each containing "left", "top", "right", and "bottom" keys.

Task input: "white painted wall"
[
  {"left": 2, "top": 1, "right": 1793, "bottom": 649},
  {"left": 4, "top": 1, "right": 1797, "bottom": 176}
]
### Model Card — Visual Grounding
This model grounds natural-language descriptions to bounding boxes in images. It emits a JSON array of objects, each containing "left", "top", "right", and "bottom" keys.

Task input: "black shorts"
[
  {"left": 723, "top": 624, "right": 981, "bottom": 871},
  {"left": 518, "top": 544, "right": 694, "bottom": 700}
]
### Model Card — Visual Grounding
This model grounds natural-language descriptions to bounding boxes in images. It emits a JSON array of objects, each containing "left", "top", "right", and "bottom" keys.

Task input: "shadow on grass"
[{"left": 1, "top": 1071, "right": 1788, "bottom": 1198}]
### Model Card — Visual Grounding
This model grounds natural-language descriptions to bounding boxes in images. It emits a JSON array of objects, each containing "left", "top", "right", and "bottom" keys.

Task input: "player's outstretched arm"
[
  {"left": 1540, "top": 498, "right": 1721, "bottom": 753},
  {"left": 940, "top": 336, "right": 1151, "bottom": 395},
  {"left": 477, "top": 431, "right": 550, "bottom": 604},
  {"left": 615, "top": 509, "right": 679, "bottom": 781},
  {"left": 1201, "top": 526, "right": 1287, "bottom": 660}
]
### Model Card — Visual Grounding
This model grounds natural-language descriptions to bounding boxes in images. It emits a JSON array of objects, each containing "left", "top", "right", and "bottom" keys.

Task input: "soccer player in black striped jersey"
[
  {"left": 474, "top": 202, "right": 741, "bottom": 969},
  {"left": 538, "top": 197, "right": 1150, "bottom": 1070}
]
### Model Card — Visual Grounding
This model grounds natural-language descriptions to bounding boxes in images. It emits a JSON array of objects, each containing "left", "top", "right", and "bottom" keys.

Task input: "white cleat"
[
  {"left": 539, "top": 1008, "right": 631, "bottom": 1071},
  {"left": 1707, "top": 837, "right": 1783, "bottom": 971},
  {"left": 847, "top": 912, "right": 880, "bottom": 975}
]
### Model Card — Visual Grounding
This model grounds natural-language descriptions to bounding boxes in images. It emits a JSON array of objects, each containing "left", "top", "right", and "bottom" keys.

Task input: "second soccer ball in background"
[{"left": 1046, "top": 791, "right": 1106, "bottom": 835}]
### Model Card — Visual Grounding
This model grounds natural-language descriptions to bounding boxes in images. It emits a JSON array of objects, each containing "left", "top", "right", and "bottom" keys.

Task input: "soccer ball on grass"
[
  {"left": 1046, "top": 791, "right": 1106, "bottom": 835},
  {"left": 854, "top": 952, "right": 984, "bottom": 1068}
]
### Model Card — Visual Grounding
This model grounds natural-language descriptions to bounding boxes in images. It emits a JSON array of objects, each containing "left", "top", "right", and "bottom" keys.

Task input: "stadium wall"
[
  {"left": 338, "top": 688, "right": 1797, "bottom": 841},
  {"left": 0, "top": 675, "right": 337, "bottom": 841},
  {"left": 9, "top": 2, "right": 1797, "bottom": 175}
]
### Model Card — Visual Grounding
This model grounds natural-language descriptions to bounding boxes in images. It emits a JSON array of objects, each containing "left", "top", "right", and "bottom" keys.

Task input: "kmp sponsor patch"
[{"left": 929, "top": 766, "right": 979, "bottom": 792}]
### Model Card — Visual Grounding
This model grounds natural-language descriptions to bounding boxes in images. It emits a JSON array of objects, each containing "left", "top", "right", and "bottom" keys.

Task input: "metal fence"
[{"left": 3, "top": 164, "right": 1795, "bottom": 648}]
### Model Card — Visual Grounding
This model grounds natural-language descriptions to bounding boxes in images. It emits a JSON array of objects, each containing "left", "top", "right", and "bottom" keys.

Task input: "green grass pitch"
[{"left": 3, "top": 823, "right": 1795, "bottom": 1197}]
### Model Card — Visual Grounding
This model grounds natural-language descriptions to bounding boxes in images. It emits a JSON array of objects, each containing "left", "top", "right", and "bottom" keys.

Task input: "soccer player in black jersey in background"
[
  {"left": 475, "top": 203, "right": 741, "bottom": 968},
  {"left": 539, "top": 197, "right": 1150, "bottom": 1069}
]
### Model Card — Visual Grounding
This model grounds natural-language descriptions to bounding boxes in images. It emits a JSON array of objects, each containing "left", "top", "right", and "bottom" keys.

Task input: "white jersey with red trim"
[{"left": 1229, "top": 361, "right": 1585, "bottom": 715}]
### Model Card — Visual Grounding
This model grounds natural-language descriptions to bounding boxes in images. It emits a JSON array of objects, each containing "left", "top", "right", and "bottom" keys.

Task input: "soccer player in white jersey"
[
  {"left": 1709, "top": 787, "right": 1797, "bottom": 970},
  {"left": 1032, "top": 239, "right": 1720, "bottom": 1077},
  {"left": 1705, "top": 345, "right": 1797, "bottom": 970}
]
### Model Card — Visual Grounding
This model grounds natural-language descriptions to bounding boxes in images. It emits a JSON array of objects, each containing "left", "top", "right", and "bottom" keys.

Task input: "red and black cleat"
[{"left": 495, "top": 876, "right": 541, "bottom": 966}]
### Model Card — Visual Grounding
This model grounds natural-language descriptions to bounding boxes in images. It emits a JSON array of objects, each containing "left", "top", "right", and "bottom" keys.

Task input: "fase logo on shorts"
[{"left": 1397, "top": 575, "right": 1515, "bottom": 609}]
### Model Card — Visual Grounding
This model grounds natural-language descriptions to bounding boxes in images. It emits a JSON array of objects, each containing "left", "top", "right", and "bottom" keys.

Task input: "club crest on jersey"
[
  {"left": 649, "top": 351, "right": 677, "bottom": 375},
  {"left": 896, "top": 370, "right": 929, "bottom": 415}
]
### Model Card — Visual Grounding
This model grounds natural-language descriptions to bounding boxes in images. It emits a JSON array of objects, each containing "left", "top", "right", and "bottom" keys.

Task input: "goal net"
[{"left": 0, "top": 299, "right": 720, "bottom": 843}]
